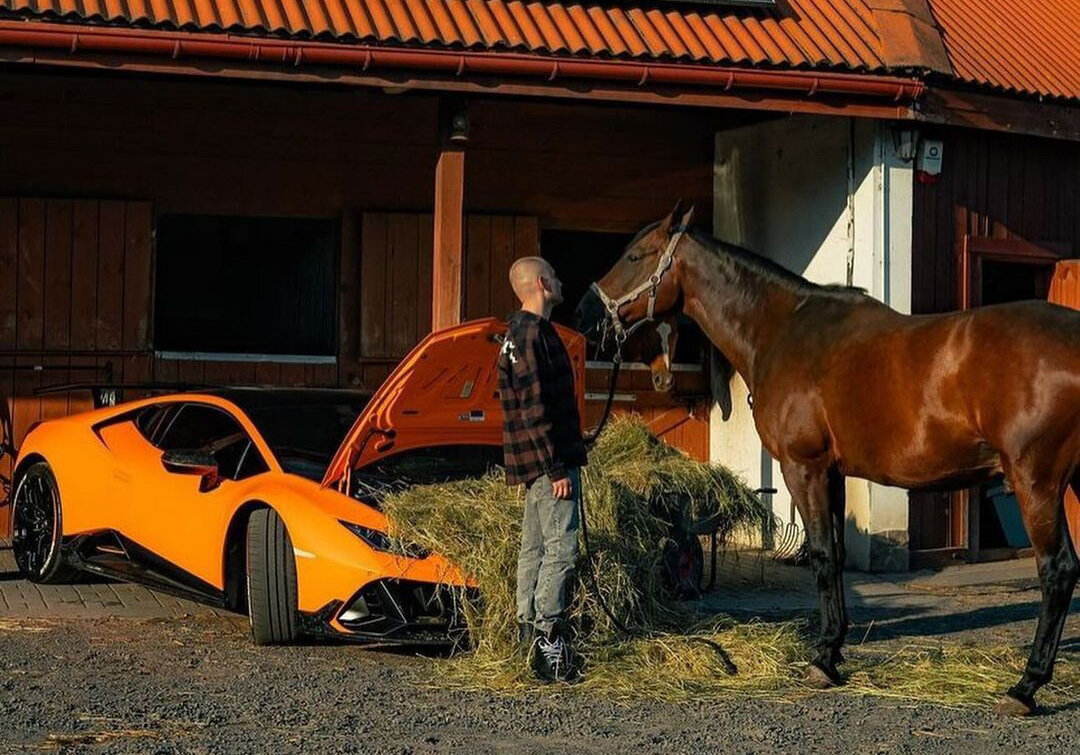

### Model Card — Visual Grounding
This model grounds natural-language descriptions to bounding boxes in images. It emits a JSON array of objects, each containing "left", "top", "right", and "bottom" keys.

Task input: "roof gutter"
[{"left": 0, "top": 21, "right": 925, "bottom": 104}]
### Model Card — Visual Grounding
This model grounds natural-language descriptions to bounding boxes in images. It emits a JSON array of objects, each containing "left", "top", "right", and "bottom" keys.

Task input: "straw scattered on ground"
[{"left": 382, "top": 417, "right": 1080, "bottom": 709}]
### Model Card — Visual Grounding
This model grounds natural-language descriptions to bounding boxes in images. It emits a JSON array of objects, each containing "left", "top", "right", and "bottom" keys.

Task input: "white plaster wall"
[{"left": 711, "top": 115, "right": 914, "bottom": 571}]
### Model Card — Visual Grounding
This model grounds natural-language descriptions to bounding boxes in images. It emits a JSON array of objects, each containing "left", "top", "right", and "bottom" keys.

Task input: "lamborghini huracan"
[{"left": 2, "top": 319, "right": 586, "bottom": 645}]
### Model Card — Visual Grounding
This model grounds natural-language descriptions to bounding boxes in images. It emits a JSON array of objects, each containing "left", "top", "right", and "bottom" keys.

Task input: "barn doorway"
[{"left": 956, "top": 235, "right": 1072, "bottom": 562}]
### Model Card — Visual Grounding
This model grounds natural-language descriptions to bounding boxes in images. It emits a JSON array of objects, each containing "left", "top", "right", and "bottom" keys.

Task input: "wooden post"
[{"left": 432, "top": 100, "right": 466, "bottom": 331}]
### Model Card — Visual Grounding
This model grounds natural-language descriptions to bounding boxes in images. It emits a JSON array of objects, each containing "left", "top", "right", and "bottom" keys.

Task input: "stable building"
[{"left": 1, "top": 0, "right": 1078, "bottom": 570}]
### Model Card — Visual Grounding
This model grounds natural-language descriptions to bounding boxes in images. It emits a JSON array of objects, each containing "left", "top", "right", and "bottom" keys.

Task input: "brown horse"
[{"left": 575, "top": 203, "right": 1080, "bottom": 715}]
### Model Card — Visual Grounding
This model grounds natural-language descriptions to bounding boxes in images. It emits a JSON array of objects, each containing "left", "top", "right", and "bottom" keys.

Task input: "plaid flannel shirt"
[{"left": 498, "top": 310, "right": 587, "bottom": 486}]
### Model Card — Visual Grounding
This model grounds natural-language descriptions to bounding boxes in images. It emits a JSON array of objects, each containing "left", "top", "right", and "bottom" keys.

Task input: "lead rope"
[
  {"left": 583, "top": 349, "right": 622, "bottom": 445},
  {"left": 573, "top": 325, "right": 738, "bottom": 674},
  {"left": 576, "top": 334, "right": 633, "bottom": 640}
]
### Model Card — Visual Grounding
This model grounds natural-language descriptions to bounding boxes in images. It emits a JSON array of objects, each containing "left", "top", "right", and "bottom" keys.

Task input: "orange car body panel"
[{"left": 5, "top": 318, "right": 585, "bottom": 634}]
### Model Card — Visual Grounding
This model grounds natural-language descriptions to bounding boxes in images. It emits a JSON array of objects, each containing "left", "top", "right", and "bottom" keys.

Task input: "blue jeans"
[{"left": 515, "top": 469, "right": 581, "bottom": 635}]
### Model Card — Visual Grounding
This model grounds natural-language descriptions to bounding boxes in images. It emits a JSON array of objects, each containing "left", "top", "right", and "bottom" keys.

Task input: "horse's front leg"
[{"left": 781, "top": 459, "right": 848, "bottom": 687}]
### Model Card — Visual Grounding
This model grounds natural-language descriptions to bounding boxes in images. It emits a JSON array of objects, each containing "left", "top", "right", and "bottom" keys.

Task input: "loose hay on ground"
[{"left": 381, "top": 417, "right": 1080, "bottom": 709}]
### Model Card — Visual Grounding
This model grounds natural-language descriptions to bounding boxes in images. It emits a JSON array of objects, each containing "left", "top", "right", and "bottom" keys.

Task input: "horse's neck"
[{"left": 679, "top": 241, "right": 801, "bottom": 388}]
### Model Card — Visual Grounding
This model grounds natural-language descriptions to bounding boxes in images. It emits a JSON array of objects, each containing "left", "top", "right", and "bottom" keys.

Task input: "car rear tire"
[
  {"left": 11, "top": 462, "right": 78, "bottom": 584},
  {"left": 245, "top": 508, "right": 299, "bottom": 645}
]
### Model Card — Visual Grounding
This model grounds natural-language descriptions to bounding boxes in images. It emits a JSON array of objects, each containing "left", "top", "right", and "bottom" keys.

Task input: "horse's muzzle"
[{"left": 574, "top": 287, "right": 607, "bottom": 337}]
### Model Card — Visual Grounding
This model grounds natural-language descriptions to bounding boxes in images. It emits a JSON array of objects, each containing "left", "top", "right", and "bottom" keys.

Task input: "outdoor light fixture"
[
  {"left": 448, "top": 104, "right": 470, "bottom": 144},
  {"left": 891, "top": 125, "right": 919, "bottom": 163}
]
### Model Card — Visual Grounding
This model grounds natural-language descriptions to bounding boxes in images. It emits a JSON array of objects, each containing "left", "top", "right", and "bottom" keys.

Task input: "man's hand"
[{"left": 551, "top": 476, "right": 572, "bottom": 500}]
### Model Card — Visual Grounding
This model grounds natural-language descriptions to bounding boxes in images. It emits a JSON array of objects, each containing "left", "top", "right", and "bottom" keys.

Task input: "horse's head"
[
  {"left": 585, "top": 314, "right": 680, "bottom": 392},
  {"left": 574, "top": 202, "right": 694, "bottom": 356}
]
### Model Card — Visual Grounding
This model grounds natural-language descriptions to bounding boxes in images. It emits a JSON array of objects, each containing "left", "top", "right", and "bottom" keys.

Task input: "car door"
[
  {"left": 322, "top": 317, "right": 586, "bottom": 490},
  {"left": 99, "top": 401, "right": 267, "bottom": 590}
]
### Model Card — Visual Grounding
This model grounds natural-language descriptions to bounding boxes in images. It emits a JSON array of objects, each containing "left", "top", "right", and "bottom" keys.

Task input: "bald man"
[{"left": 497, "top": 256, "right": 587, "bottom": 683}]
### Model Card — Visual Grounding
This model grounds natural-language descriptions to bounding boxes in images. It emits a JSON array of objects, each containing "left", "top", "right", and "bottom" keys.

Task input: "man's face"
[{"left": 540, "top": 265, "right": 564, "bottom": 305}]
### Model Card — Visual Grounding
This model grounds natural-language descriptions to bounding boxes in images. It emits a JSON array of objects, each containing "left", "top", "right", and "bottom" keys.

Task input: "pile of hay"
[
  {"left": 382, "top": 417, "right": 1080, "bottom": 708},
  {"left": 383, "top": 416, "right": 777, "bottom": 692}
]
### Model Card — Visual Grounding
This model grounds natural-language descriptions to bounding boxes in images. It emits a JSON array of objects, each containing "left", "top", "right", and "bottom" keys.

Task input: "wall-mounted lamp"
[
  {"left": 448, "top": 103, "right": 470, "bottom": 145},
  {"left": 891, "top": 125, "right": 919, "bottom": 163}
]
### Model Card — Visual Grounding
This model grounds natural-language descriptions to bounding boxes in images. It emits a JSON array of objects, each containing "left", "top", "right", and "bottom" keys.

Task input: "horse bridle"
[
  {"left": 583, "top": 225, "right": 686, "bottom": 444},
  {"left": 589, "top": 225, "right": 687, "bottom": 346}
]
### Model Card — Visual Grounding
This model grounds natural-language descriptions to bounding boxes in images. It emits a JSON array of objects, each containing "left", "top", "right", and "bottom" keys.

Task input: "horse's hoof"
[
  {"left": 993, "top": 693, "right": 1035, "bottom": 717},
  {"left": 803, "top": 663, "right": 838, "bottom": 689}
]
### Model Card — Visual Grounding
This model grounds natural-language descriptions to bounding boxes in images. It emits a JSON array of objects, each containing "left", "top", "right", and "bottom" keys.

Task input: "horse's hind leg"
[
  {"left": 782, "top": 460, "right": 848, "bottom": 686},
  {"left": 995, "top": 466, "right": 1079, "bottom": 716}
]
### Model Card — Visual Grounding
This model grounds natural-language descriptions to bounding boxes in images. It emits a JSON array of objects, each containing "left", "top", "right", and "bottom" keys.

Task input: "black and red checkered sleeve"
[{"left": 510, "top": 322, "right": 566, "bottom": 482}]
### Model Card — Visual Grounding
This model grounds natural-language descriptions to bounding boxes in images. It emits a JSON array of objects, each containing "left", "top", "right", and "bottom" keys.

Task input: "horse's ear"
[
  {"left": 678, "top": 205, "right": 695, "bottom": 231},
  {"left": 661, "top": 200, "right": 685, "bottom": 235}
]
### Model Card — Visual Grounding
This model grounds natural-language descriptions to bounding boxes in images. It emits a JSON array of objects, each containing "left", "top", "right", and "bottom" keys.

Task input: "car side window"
[
  {"left": 157, "top": 404, "right": 268, "bottom": 481},
  {"left": 134, "top": 404, "right": 176, "bottom": 445}
]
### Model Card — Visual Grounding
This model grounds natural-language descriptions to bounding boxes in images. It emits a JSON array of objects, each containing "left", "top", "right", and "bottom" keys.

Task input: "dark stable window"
[
  {"left": 155, "top": 214, "right": 337, "bottom": 356},
  {"left": 352, "top": 445, "right": 504, "bottom": 505},
  {"left": 156, "top": 404, "right": 268, "bottom": 481},
  {"left": 540, "top": 229, "right": 706, "bottom": 363}
]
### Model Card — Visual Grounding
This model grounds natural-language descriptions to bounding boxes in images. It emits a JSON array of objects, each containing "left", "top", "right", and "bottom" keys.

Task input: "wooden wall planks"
[
  {"left": 0, "top": 73, "right": 714, "bottom": 231},
  {"left": 912, "top": 128, "right": 1080, "bottom": 316},
  {"left": 0, "top": 198, "right": 152, "bottom": 458},
  {"left": 356, "top": 212, "right": 536, "bottom": 370}
]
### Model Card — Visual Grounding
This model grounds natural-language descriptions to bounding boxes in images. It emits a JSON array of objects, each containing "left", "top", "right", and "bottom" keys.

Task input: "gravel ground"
[{"left": 2, "top": 593, "right": 1080, "bottom": 755}]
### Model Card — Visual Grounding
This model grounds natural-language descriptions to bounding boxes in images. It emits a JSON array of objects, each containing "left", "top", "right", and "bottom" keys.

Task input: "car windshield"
[{"left": 220, "top": 390, "right": 371, "bottom": 481}]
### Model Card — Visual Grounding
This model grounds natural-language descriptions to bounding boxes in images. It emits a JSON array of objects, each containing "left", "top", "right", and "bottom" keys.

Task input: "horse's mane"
[
  {"left": 625, "top": 220, "right": 867, "bottom": 301},
  {"left": 679, "top": 227, "right": 867, "bottom": 301}
]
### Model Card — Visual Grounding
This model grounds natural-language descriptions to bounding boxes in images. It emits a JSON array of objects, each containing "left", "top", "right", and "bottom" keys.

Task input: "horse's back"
[
  {"left": 958, "top": 301, "right": 1080, "bottom": 471},
  {"left": 781, "top": 297, "right": 1080, "bottom": 487}
]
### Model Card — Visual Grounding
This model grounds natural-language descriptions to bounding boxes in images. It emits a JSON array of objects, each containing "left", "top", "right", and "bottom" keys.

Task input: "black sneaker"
[{"left": 531, "top": 628, "right": 577, "bottom": 683}]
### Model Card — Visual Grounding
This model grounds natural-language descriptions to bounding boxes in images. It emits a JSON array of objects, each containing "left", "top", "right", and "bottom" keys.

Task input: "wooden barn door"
[
  {"left": 1048, "top": 260, "right": 1080, "bottom": 549},
  {"left": 1, "top": 198, "right": 153, "bottom": 537},
  {"left": 583, "top": 365, "right": 711, "bottom": 462},
  {"left": 353, "top": 212, "right": 538, "bottom": 391}
]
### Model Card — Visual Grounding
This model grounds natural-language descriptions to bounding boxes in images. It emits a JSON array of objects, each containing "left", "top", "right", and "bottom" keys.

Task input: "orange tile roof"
[
  {"left": 0, "top": 0, "right": 889, "bottom": 71},
  {"left": 1, "top": 0, "right": 1076, "bottom": 101},
  {"left": 927, "top": 0, "right": 1080, "bottom": 100}
]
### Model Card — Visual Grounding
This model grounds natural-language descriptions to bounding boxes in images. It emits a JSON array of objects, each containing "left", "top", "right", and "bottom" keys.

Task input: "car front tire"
[
  {"left": 11, "top": 461, "right": 77, "bottom": 584},
  {"left": 245, "top": 507, "right": 300, "bottom": 645}
]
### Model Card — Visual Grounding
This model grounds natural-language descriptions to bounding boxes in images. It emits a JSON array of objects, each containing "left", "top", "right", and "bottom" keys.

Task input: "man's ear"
[{"left": 660, "top": 200, "right": 685, "bottom": 235}]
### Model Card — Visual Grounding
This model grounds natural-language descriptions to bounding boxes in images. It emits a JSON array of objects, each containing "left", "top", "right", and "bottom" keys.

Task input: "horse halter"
[{"left": 589, "top": 226, "right": 686, "bottom": 346}]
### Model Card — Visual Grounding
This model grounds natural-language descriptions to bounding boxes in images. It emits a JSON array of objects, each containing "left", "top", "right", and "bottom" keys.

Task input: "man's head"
[{"left": 509, "top": 256, "right": 564, "bottom": 315}]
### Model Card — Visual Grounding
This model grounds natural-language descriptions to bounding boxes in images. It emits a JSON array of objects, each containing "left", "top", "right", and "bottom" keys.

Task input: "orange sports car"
[{"left": 3, "top": 318, "right": 586, "bottom": 645}]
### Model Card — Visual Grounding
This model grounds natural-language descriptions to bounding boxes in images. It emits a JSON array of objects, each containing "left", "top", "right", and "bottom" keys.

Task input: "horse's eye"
[{"left": 627, "top": 253, "right": 643, "bottom": 262}]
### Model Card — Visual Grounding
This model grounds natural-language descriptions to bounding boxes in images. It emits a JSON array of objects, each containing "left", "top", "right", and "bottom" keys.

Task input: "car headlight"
[
  {"left": 340, "top": 521, "right": 393, "bottom": 551},
  {"left": 339, "top": 521, "right": 429, "bottom": 559}
]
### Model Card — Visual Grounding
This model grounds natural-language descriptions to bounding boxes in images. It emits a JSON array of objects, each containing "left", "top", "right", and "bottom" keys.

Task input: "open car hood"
[{"left": 322, "top": 317, "right": 586, "bottom": 489}]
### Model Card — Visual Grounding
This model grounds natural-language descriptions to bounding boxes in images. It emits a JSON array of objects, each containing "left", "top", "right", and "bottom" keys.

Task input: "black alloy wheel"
[{"left": 11, "top": 462, "right": 76, "bottom": 584}]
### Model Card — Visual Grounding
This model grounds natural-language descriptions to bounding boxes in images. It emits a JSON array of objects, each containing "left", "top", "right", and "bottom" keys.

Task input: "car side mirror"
[{"left": 161, "top": 449, "right": 220, "bottom": 492}]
